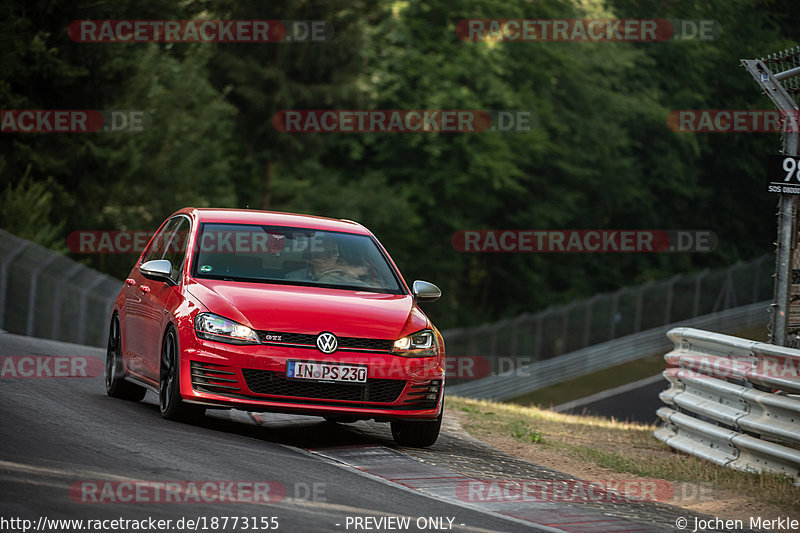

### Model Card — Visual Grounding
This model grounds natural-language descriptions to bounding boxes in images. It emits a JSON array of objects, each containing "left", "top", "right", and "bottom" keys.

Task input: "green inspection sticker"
[{"left": 200, "top": 265, "right": 212, "bottom": 273}]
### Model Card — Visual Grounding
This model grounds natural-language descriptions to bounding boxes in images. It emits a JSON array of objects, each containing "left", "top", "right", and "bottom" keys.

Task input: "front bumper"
[{"left": 178, "top": 330, "right": 445, "bottom": 421}]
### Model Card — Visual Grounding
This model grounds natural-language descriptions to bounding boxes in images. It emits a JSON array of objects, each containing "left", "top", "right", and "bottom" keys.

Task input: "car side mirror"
[
  {"left": 140, "top": 259, "right": 174, "bottom": 284},
  {"left": 412, "top": 280, "right": 441, "bottom": 302}
]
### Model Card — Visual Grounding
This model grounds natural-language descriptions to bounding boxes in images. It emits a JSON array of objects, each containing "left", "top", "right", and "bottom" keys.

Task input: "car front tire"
[
  {"left": 390, "top": 411, "right": 442, "bottom": 448},
  {"left": 159, "top": 326, "right": 205, "bottom": 422},
  {"left": 105, "top": 314, "right": 147, "bottom": 401}
]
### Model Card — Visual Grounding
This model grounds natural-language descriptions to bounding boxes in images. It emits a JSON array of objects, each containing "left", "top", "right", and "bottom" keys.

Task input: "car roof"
[{"left": 180, "top": 208, "right": 372, "bottom": 235}]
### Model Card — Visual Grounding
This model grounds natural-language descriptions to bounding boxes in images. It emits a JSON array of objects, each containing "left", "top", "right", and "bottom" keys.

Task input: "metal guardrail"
[
  {"left": 655, "top": 327, "right": 800, "bottom": 484},
  {"left": 448, "top": 301, "right": 770, "bottom": 400},
  {"left": 0, "top": 229, "right": 121, "bottom": 347}
]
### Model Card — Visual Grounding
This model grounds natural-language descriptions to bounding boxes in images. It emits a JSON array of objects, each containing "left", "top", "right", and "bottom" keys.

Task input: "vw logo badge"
[{"left": 316, "top": 332, "right": 338, "bottom": 354}]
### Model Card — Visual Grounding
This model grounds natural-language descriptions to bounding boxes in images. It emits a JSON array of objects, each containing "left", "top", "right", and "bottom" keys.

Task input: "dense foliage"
[{"left": 2, "top": 0, "right": 798, "bottom": 328}]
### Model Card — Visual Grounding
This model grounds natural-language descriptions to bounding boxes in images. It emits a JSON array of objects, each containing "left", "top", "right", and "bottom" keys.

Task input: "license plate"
[{"left": 286, "top": 361, "right": 367, "bottom": 383}]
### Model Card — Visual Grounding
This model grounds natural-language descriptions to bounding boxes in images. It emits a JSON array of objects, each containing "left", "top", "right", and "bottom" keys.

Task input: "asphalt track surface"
[
  {"left": 0, "top": 332, "right": 749, "bottom": 533},
  {"left": 555, "top": 377, "right": 666, "bottom": 425}
]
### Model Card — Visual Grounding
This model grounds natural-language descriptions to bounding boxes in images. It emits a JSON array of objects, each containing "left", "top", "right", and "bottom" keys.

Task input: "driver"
[
  {"left": 308, "top": 237, "right": 342, "bottom": 279},
  {"left": 286, "top": 235, "right": 367, "bottom": 283}
]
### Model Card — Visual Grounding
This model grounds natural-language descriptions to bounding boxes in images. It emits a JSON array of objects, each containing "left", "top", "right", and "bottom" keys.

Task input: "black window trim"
[{"left": 140, "top": 213, "right": 193, "bottom": 284}]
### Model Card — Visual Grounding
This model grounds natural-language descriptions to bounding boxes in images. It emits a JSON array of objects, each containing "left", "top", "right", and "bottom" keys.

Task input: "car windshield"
[{"left": 191, "top": 223, "right": 405, "bottom": 294}]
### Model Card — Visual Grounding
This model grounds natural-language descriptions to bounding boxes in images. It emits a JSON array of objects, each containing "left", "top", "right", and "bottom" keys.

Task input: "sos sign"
[{"left": 767, "top": 155, "right": 800, "bottom": 194}]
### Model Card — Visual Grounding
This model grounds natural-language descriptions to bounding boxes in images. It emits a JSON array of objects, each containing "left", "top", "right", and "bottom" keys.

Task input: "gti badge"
[{"left": 316, "top": 332, "right": 338, "bottom": 354}]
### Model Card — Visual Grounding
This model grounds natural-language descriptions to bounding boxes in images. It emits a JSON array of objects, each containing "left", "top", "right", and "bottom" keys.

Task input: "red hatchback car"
[{"left": 106, "top": 208, "right": 445, "bottom": 446}]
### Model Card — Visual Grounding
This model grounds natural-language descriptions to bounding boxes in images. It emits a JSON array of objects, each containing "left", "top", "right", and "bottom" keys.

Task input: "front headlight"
[
  {"left": 194, "top": 313, "right": 260, "bottom": 345},
  {"left": 391, "top": 329, "right": 438, "bottom": 357}
]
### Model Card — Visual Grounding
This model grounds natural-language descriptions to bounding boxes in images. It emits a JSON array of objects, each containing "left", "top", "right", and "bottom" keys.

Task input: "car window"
[
  {"left": 192, "top": 223, "right": 404, "bottom": 294},
  {"left": 162, "top": 216, "right": 191, "bottom": 280},
  {"left": 142, "top": 217, "right": 181, "bottom": 264}
]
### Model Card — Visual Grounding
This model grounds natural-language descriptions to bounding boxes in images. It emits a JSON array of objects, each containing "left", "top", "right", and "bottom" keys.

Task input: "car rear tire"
[
  {"left": 159, "top": 326, "right": 205, "bottom": 422},
  {"left": 105, "top": 315, "right": 147, "bottom": 401},
  {"left": 390, "top": 412, "right": 442, "bottom": 447}
]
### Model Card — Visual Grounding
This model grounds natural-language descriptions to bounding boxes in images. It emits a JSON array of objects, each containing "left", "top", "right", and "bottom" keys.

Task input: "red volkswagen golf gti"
[{"left": 106, "top": 208, "right": 445, "bottom": 446}]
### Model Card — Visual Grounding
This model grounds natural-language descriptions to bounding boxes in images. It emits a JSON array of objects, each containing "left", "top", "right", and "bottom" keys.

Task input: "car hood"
[{"left": 186, "top": 278, "right": 428, "bottom": 339}]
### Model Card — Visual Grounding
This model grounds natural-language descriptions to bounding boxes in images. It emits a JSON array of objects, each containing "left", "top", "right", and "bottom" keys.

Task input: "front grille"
[
  {"left": 191, "top": 361, "right": 241, "bottom": 394},
  {"left": 241, "top": 369, "right": 405, "bottom": 403},
  {"left": 340, "top": 336, "right": 394, "bottom": 351},
  {"left": 258, "top": 331, "right": 393, "bottom": 353}
]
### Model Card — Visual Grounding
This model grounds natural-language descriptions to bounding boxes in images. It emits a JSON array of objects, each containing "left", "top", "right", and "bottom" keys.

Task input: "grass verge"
[{"left": 449, "top": 395, "right": 799, "bottom": 514}]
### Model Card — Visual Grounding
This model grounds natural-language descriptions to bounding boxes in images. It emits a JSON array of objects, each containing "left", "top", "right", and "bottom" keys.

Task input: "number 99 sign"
[{"left": 767, "top": 155, "right": 800, "bottom": 194}]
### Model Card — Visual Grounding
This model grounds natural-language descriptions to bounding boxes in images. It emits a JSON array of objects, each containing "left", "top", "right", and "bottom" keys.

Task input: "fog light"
[{"left": 426, "top": 393, "right": 438, "bottom": 400}]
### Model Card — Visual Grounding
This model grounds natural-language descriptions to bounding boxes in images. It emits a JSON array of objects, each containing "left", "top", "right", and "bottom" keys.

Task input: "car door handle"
[
  {"left": 125, "top": 278, "right": 136, "bottom": 286},
  {"left": 139, "top": 285, "right": 151, "bottom": 293}
]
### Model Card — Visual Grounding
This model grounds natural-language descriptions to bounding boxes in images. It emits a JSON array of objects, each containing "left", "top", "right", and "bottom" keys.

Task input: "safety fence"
[
  {"left": 655, "top": 327, "right": 800, "bottom": 485},
  {"left": 442, "top": 255, "right": 772, "bottom": 367},
  {"left": 0, "top": 229, "right": 121, "bottom": 347},
  {"left": 447, "top": 301, "right": 770, "bottom": 400}
]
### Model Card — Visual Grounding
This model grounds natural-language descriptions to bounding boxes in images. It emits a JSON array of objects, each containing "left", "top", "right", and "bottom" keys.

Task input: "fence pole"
[
  {"left": 52, "top": 263, "right": 84, "bottom": 340},
  {"left": 26, "top": 254, "right": 60, "bottom": 337},
  {"left": 693, "top": 269, "right": 709, "bottom": 317},
  {"left": 0, "top": 241, "right": 29, "bottom": 330},
  {"left": 664, "top": 275, "right": 681, "bottom": 325},
  {"left": 609, "top": 289, "right": 622, "bottom": 340},
  {"left": 77, "top": 277, "right": 107, "bottom": 345},
  {"left": 742, "top": 50, "right": 800, "bottom": 345}
]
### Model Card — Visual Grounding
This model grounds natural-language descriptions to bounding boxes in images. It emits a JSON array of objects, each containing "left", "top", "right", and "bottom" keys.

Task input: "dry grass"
[{"left": 449, "top": 396, "right": 800, "bottom": 514}]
